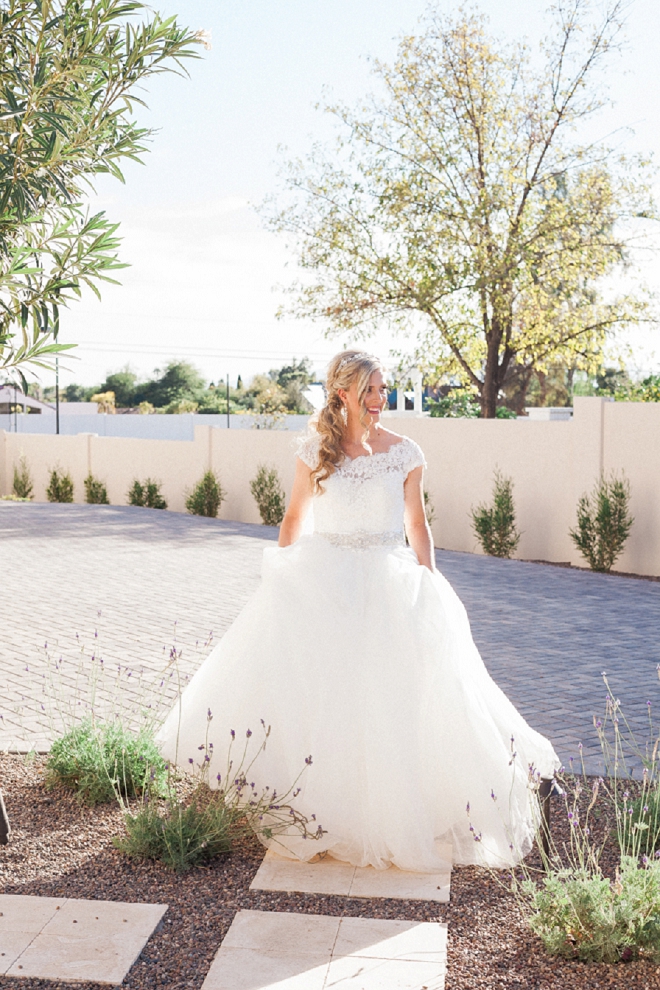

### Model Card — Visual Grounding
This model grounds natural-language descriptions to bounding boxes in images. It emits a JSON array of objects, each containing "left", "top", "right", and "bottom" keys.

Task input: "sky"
[{"left": 51, "top": 0, "right": 660, "bottom": 389}]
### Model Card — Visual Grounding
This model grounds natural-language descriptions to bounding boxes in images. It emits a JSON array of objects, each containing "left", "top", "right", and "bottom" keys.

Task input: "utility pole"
[
  {"left": 226, "top": 373, "right": 230, "bottom": 430},
  {"left": 55, "top": 356, "right": 60, "bottom": 435}
]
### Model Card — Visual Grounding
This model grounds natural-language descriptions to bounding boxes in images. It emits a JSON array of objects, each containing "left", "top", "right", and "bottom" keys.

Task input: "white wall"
[
  {"left": 0, "top": 412, "right": 311, "bottom": 440},
  {"left": 2, "top": 397, "right": 659, "bottom": 575}
]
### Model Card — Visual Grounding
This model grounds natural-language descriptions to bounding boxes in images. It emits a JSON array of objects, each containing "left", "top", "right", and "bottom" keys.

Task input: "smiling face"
[{"left": 341, "top": 368, "right": 389, "bottom": 426}]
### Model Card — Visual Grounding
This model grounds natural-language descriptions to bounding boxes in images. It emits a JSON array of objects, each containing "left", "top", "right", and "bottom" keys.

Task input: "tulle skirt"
[{"left": 157, "top": 535, "right": 559, "bottom": 871}]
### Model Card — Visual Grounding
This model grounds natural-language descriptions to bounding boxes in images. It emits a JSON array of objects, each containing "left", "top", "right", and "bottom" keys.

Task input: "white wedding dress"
[{"left": 157, "top": 433, "right": 559, "bottom": 871}]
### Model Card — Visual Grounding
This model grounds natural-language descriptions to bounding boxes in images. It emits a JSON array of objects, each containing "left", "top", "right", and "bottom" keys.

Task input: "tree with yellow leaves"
[{"left": 267, "top": 1, "right": 656, "bottom": 416}]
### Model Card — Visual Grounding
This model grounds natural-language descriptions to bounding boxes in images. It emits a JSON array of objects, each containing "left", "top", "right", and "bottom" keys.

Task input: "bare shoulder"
[{"left": 376, "top": 427, "right": 408, "bottom": 449}]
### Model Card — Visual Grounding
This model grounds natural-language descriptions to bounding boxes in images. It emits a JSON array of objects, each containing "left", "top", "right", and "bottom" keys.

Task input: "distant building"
[{"left": 0, "top": 386, "right": 54, "bottom": 415}]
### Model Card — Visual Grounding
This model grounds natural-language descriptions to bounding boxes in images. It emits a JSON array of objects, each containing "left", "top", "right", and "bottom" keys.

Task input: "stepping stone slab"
[
  {"left": 202, "top": 909, "right": 447, "bottom": 989},
  {"left": 0, "top": 894, "right": 167, "bottom": 984},
  {"left": 250, "top": 846, "right": 452, "bottom": 903}
]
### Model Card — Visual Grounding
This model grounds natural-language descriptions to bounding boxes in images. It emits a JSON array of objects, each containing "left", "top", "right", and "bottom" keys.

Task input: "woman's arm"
[
  {"left": 279, "top": 458, "right": 314, "bottom": 547},
  {"left": 403, "top": 465, "right": 435, "bottom": 571}
]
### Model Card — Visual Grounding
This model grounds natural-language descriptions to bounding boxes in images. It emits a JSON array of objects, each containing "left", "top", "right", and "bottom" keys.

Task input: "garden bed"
[{"left": 0, "top": 755, "right": 658, "bottom": 989}]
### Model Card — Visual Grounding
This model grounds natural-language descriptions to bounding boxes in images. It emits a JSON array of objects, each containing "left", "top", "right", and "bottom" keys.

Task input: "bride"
[{"left": 158, "top": 349, "right": 559, "bottom": 871}]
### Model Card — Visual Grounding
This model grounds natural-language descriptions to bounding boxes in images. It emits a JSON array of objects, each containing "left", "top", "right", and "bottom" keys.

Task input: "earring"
[{"left": 341, "top": 404, "right": 348, "bottom": 423}]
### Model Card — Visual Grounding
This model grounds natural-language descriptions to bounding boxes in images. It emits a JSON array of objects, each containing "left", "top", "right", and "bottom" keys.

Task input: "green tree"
[
  {"left": 99, "top": 368, "right": 138, "bottom": 407},
  {"left": 268, "top": 2, "right": 655, "bottom": 417},
  {"left": 185, "top": 471, "right": 225, "bottom": 517},
  {"left": 47, "top": 466, "right": 74, "bottom": 503},
  {"left": 471, "top": 470, "right": 521, "bottom": 558},
  {"left": 570, "top": 473, "right": 633, "bottom": 572},
  {"left": 0, "top": 1, "right": 203, "bottom": 384},
  {"left": 135, "top": 361, "right": 205, "bottom": 408},
  {"left": 250, "top": 465, "right": 286, "bottom": 526},
  {"left": 84, "top": 474, "right": 110, "bottom": 504},
  {"left": 12, "top": 455, "right": 33, "bottom": 499},
  {"left": 65, "top": 383, "right": 96, "bottom": 403}
]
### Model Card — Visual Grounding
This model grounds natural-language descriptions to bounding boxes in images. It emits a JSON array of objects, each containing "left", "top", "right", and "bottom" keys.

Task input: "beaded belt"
[{"left": 316, "top": 530, "right": 405, "bottom": 550}]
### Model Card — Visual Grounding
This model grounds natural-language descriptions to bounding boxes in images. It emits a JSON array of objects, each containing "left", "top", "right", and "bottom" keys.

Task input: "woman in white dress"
[{"left": 158, "top": 350, "right": 559, "bottom": 872}]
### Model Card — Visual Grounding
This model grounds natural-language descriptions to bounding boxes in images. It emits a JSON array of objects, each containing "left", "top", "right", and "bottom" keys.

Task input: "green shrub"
[
  {"left": 45, "top": 720, "right": 166, "bottom": 806},
  {"left": 523, "top": 858, "right": 660, "bottom": 964},
  {"left": 471, "top": 469, "right": 520, "bottom": 557},
  {"left": 84, "top": 474, "right": 110, "bottom": 505},
  {"left": 569, "top": 473, "right": 633, "bottom": 572},
  {"left": 115, "top": 717, "right": 323, "bottom": 872},
  {"left": 427, "top": 391, "right": 480, "bottom": 418},
  {"left": 185, "top": 470, "right": 225, "bottom": 517},
  {"left": 114, "top": 788, "right": 233, "bottom": 872},
  {"left": 127, "top": 478, "right": 167, "bottom": 509},
  {"left": 12, "top": 456, "right": 33, "bottom": 499},
  {"left": 46, "top": 466, "right": 74, "bottom": 503},
  {"left": 620, "top": 788, "right": 660, "bottom": 859},
  {"left": 496, "top": 675, "right": 660, "bottom": 966},
  {"left": 250, "top": 464, "right": 286, "bottom": 526}
]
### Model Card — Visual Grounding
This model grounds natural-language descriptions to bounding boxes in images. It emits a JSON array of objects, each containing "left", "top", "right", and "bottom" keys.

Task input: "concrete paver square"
[
  {"left": 7, "top": 931, "right": 153, "bottom": 984},
  {"left": 201, "top": 945, "right": 329, "bottom": 990},
  {"left": 324, "top": 954, "right": 446, "bottom": 989},
  {"left": 250, "top": 850, "right": 356, "bottom": 896},
  {"left": 349, "top": 866, "right": 451, "bottom": 903},
  {"left": 251, "top": 850, "right": 452, "bottom": 902},
  {"left": 203, "top": 911, "right": 447, "bottom": 990},
  {"left": 0, "top": 895, "right": 167, "bottom": 984},
  {"left": 221, "top": 909, "right": 339, "bottom": 955},
  {"left": 42, "top": 898, "right": 167, "bottom": 939},
  {"left": 0, "top": 894, "right": 65, "bottom": 933},
  {"left": 334, "top": 917, "right": 448, "bottom": 963},
  {"left": 0, "top": 932, "right": 36, "bottom": 975}
]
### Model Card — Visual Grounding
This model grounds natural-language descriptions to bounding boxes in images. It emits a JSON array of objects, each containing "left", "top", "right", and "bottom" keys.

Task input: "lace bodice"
[{"left": 296, "top": 433, "right": 426, "bottom": 544}]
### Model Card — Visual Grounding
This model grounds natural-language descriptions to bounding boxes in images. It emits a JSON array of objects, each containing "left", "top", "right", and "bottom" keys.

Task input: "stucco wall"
[{"left": 2, "top": 396, "right": 659, "bottom": 574}]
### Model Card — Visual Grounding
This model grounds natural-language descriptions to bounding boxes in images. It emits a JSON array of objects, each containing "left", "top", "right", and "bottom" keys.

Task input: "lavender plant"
[
  {"left": 115, "top": 714, "right": 323, "bottom": 872},
  {"left": 473, "top": 670, "right": 660, "bottom": 964},
  {"left": 45, "top": 719, "right": 166, "bottom": 806}
]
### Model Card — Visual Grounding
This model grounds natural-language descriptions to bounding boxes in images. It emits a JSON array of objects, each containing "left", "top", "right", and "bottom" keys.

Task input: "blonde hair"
[{"left": 309, "top": 350, "right": 383, "bottom": 493}]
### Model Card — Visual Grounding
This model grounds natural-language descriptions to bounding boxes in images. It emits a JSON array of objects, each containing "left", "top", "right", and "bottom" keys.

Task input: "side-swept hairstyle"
[{"left": 309, "top": 350, "right": 383, "bottom": 493}]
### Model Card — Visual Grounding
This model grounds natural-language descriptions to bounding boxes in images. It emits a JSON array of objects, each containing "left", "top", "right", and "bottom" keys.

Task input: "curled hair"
[{"left": 309, "top": 350, "right": 383, "bottom": 493}]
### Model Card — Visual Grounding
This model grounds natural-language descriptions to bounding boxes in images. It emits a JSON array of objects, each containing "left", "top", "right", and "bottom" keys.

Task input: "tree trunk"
[{"left": 481, "top": 323, "right": 502, "bottom": 418}]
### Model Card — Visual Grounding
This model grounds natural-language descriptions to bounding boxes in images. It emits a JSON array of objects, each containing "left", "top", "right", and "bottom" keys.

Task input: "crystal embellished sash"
[{"left": 316, "top": 530, "right": 405, "bottom": 550}]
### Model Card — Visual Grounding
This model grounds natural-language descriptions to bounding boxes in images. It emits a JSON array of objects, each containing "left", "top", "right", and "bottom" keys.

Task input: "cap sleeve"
[
  {"left": 296, "top": 432, "right": 321, "bottom": 469},
  {"left": 404, "top": 437, "right": 427, "bottom": 473}
]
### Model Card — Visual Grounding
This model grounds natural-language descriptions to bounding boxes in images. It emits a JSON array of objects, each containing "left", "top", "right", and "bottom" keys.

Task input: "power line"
[{"left": 70, "top": 340, "right": 336, "bottom": 361}]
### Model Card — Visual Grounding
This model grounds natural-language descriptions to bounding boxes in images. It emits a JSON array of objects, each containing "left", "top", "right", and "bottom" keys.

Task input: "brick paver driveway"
[{"left": 1, "top": 502, "right": 658, "bottom": 773}]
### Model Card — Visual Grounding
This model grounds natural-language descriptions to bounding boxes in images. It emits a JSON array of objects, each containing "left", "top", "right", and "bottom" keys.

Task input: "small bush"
[
  {"left": 84, "top": 474, "right": 110, "bottom": 505},
  {"left": 621, "top": 788, "right": 660, "bottom": 859},
  {"left": 185, "top": 471, "right": 225, "bottom": 517},
  {"left": 524, "top": 858, "right": 660, "bottom": 964},
  {"left": 12, "top": 456, "right": 33, "bottom": 499},
  {"left": 250, "top": 464, "right": 286, "bottom": 526},
  {"left": 127, "top": 478, "right": 167, "bottom": 509},
  {"left": 46, "top": 466, "right": 74, "bottom": 503},
  {"left": 115, "top": 788, "right": 233, "bottom": 872},
  {"left": 45, "top": 720, "right": 166, "bottom": 806},
  {"left": 471, "top": 469, "right": 520, "bottom": 558},
  {"left": 427, "top": 391, "right": 480, "bottom": 418},
  {"left": 115, "top": 719, "right": 323, "bottom": 872},
  {"left": 570, "top": 473, "right": 633, "bottom": 573}
]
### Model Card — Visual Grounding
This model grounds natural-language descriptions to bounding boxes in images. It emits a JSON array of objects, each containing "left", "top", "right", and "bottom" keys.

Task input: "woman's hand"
[
  {"left": 278, "top": 458, "right": 313, "bottom": 547},
  {"left": 403, "top": 465, "right": 435, "bottom": 571}
]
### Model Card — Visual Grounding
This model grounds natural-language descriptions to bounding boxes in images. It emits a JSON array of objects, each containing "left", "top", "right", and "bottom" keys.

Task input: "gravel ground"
[{"left": 0, "top": 756, "right": 659, "bottom": 990}]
